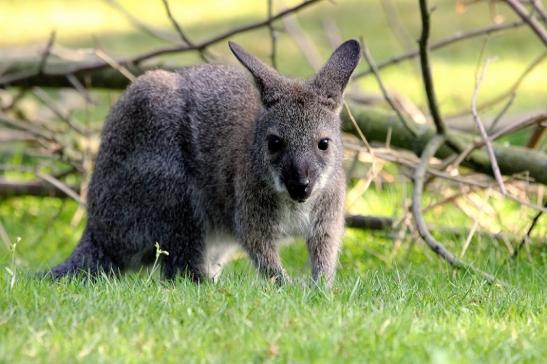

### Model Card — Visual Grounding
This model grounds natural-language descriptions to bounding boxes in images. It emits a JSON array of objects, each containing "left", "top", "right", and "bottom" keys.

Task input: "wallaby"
[{"left": 50, "top": 40, "right": 361, "bottom": 286}]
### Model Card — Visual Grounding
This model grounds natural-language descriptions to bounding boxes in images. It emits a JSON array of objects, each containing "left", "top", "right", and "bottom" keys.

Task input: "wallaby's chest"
[{"left": 276, "top": 203, "right": 312, "bottom": 238}]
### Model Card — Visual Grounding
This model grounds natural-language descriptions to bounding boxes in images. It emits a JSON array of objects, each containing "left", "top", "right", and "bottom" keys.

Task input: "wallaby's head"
[{"left": 229, "top": 40, "right": 360, "bottom": 202}]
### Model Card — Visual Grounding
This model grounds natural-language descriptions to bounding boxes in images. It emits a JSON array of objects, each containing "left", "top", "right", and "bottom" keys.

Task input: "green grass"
[
  {"left": 1, "top": 244, "right": 546, "bottom": 363},
  {"left": 0, "top": 193, "right": 546, "bottom": 363},
  {"left": 1, "top": 1, "right": 546, "bottom": 362}
]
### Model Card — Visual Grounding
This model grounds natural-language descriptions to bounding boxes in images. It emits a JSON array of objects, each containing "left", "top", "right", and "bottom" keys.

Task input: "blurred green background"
[{"left": 1, "top": 0, "right": 545, "bottom": 117}]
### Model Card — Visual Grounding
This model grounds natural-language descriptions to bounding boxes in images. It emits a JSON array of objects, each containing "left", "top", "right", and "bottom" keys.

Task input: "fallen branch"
[
  {"left": 0, "top": 0, "right": 322, "bottom": 89},
  {"left": 341, "top": 108, "right": 547, "bottom": 186},
  {"left": 412, "top": 135, "right": 506, "bottom": 285}
]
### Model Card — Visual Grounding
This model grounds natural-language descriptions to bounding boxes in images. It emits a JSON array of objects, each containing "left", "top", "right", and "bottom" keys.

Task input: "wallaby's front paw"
[
  {"left": 268, "top": 271, "right": 291, "bottom": 286},
  {"left": 311, "top": 273, "right": 334, "bottom": 289}
]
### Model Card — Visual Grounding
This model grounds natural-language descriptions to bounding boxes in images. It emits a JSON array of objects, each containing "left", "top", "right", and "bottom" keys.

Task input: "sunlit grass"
[{"left": 0, "top": 219, "right": 545, "bottom": 363}]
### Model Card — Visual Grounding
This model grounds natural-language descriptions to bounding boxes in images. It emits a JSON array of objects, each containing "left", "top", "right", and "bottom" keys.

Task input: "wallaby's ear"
[
  {"left": 229, "top": 41, "right": 285, "bottom": 107},
  {"left": 310, "top": 40, "right": 361, "bottom": 106}
]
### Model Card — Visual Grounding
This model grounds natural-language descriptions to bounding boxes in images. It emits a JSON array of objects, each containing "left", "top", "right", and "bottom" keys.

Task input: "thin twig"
[
  {"left": 282, "top": 11, "right": 323, "bottom": 71},
  {"left": 66, "top": 73, "right": 95, "bottom": 104},
  {"left": 94, "top": 48, "right": 136, "bottom": 82},
  {"left": 530, "top": 0, "right": 547, "bottom": 23},
  {"left": 343, "top": 102, "right": 374, "bottom": 154},
  {"left": 267, "top": 0, "right": 278, "bottom": 69},
  {"left": 36, "top": 173, "right": 84, "bottom": 205},
  {"left": 449, "top": 51, "right": 547, "bottom": 118},
  {"left": 104, "top": 0, "right": 177, "bottom": 44},
  {"left": 360, "top": 39, "right": 418, "bottom": 136},
  {"left": 451, "top": 111, "right": 547, "bottom": 169},
  {"left": 353, "top": 21, "right": 524, "bottom": 79},
  {"left": 36, "top": 30, "right": 57, "bottom": 76},
  {"left": 513, "top": 201, "right": 546, "bottom": 258},
  {"left": 133, "top": 0, "right": 322, "bottom": 64},
  {"left": 487, "top": 92, "right": 516, "bottom": 133},
  {"left": 32, "top": 87, "right": 85, "bottom": 134},
  {"left": 503, "top": 0, "right": 547, "bottom": 46},
  {"left": 471, "top": 58, "right": 507, "bottom": 195},
  {"left": 161, "top": 0, "right": 208, "bottom": 62}
]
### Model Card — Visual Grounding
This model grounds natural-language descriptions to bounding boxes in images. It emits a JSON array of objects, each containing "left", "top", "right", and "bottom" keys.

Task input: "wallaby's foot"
[
  {"left": 245, "top": 245, "right": 289, "bottom": 285},
  {"left": 49, "top": 229, "right": 117, "bottom": 280},
  {"left": 162, "top": 261, "right": 206, "bottom": 283}
]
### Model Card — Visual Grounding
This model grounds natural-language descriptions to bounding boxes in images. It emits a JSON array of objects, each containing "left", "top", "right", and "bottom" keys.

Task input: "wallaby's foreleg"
[
  {"left": 244, "top": 241, "right": 288, "bottom": 284},
  {"left": 306, "top": 194, "right": 345, "bottom": 287},
  {"left": 49, "top": 227, "right": 117, "bottom": 279}
]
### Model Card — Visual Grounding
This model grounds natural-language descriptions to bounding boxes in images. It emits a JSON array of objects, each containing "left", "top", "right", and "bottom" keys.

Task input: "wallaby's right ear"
[
  {"left": 310, "top": 40, "right": 361, "bottom": 106},
  {"left": 229, "top": 42, "right": 285, "bottom": 107}
]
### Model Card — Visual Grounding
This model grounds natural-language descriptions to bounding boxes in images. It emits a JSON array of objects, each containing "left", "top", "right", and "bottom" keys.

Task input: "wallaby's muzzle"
[
  {"left": 286, "top": 178, "right": 312, "bottom": 202},
  {"left": 283, "top": 163, "right": 314, "bottom": 202}
]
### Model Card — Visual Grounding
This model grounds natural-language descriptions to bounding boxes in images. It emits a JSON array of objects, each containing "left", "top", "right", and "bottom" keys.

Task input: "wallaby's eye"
[
  {"left": 267, "top": 135, "right": 284, "bottom": 153},
  {"left": 318, "top": 138, "right": 330, "bottom": 151}
]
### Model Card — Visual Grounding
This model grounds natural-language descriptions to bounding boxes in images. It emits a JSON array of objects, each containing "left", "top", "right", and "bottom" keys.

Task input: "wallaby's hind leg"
[
  {"left": 160, "top": 202, "right": 207, "bottom": 283},
  {"left": 49, "top": 228, "right": 117, "bottom": 279}
]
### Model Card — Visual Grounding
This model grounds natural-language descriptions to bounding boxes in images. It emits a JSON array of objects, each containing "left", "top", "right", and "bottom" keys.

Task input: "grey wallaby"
[{"left": 50, "top": 40, "right": 361, "bottom": 286}]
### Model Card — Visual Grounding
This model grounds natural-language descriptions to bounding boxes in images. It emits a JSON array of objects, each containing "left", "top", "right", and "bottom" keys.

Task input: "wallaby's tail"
[{"left": 49, "top": 227, "right": 115, "bottom": 279}]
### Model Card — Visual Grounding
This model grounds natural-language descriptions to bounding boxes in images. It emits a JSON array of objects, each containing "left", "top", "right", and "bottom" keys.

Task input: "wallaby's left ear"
[{"left": 310, "top": 40, "right": 361, "bottom": 104}]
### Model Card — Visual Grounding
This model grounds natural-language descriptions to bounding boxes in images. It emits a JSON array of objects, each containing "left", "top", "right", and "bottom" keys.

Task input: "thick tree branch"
[
  {"left": 0, "top": 0, "right": 322, "bottom": 89},
  {"left": 341, "top": 108, "right": 547, "bottom": 186}
]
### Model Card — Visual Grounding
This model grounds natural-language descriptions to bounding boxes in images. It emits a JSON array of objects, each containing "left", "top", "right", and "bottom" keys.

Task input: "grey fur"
[{"left": 50, "top": 40, "right": 361, "bottom": 286}]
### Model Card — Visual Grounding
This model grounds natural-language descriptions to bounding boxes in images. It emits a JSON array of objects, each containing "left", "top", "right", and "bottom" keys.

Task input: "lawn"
[
  {"left": 0, "top": 227, "right": 545, "bottom": 363},
  {"left": 1, "top": 0, "right": 546, "bottom": 363}
]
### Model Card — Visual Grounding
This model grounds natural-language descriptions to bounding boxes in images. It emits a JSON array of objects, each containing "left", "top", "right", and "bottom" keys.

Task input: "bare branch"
[
  {"left": 161, "top": 0, "right": 208, "bottom": 62},
  {"left": 504, "top": 0, "right": 547, "bottom": 46},
  {"left": 94, "top": 48, "right": 136, "bottom": 82},
  {"left": 471, "top": 58, "right": 507, "bottom": 195},
  {"left": 267, "top": 0, "right": 278, "bottom": 69},
  {"left": 513, "top": 201, "right": 546, "bottom": 258},
  {"left": 37, "top": 30, "right": 57, "bottom": 76},
  {"left": 418, "top": 0, "right": 446, "bottom": 135},
  {"left": 104, "top": 0, "right": 177, "bottom": 44},
  {"left": 0, "top": 179, "right": 79, "bottom": 199},
  {"left": 360, "top": 39, "right": 418, "bottom": 136},
  {"left": 282, "top": 12, "right": 323, "bottom": 71},
  {"left": 487, "top": 92, "right": 516, "bottom": 133},
  {"left": 450, "top": 50, "right": 547, "bottom": 119},
  {"left": 353, "top": 21, "right": 525, "bottom": 79},
  {"left": 32, "top": 87, "right": 85, "bottom": 134}
]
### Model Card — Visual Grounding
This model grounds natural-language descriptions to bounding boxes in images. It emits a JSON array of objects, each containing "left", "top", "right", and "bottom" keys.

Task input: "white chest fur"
[{"left": 277, "top": 202, "right": 312, "bottom": 238}]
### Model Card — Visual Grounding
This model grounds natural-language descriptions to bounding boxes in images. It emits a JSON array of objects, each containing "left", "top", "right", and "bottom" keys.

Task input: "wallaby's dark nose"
[{"left": 286, "top": 177, "right": 312, "bottom": 202}]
